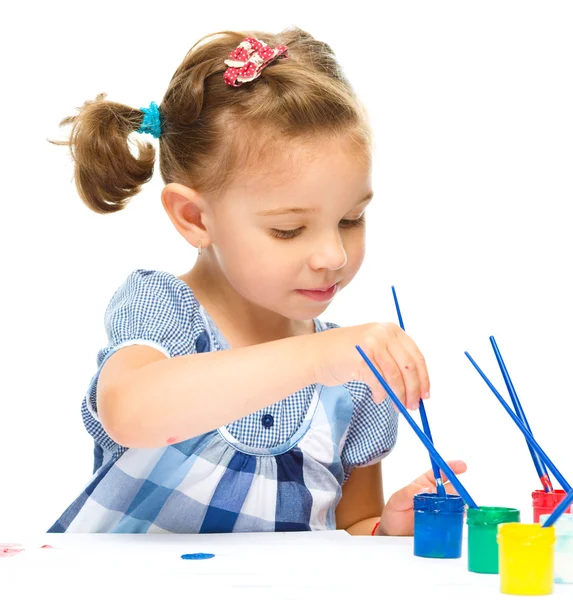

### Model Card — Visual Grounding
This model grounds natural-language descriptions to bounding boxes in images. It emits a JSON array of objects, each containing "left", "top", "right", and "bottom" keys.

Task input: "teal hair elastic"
[{"left": 137, "top": 101, "right": 162, "bottom": 138}]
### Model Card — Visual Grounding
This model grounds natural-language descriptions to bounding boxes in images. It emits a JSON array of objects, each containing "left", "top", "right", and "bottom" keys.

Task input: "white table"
[{"left": 1, "top": 531, "right": 569, "bottom": 599}]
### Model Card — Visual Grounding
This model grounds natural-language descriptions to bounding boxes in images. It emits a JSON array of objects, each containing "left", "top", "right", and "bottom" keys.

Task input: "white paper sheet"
[{"left": 1, "top": 532, "right": 570, "bottom": 599}]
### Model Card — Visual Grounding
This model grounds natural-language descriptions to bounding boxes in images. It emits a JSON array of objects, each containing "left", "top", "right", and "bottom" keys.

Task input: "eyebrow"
[{"left": 257, "top": 191, "right": 374, "bottom": 217}]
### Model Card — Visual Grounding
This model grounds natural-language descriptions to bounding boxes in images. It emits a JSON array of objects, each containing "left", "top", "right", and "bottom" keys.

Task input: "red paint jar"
[{"left": 532, "top": 489, "right": 573, "bottom": 523}]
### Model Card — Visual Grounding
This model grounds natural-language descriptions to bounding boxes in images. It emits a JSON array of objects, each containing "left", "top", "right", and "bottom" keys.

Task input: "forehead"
[{"left": 227, "top": 136, "right": 372, "bottom": 209}]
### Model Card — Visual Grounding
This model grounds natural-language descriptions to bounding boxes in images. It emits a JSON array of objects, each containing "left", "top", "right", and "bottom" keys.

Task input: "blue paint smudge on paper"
[{"left": 181, "top": 553, "right": 215, "bottom": 560}]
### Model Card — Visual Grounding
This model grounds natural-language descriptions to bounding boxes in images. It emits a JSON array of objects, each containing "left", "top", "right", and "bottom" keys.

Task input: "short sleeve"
[
  {"left": 341, "top": 381, "right": 399, "bottom": 482},
  {"left": 84, "top": 269, "right": 209, "bottom": 422}
]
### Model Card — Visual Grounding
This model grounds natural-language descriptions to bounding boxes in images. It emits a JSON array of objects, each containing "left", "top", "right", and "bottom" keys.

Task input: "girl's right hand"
[{"left": 312, "top": 323, "right": 430, "bottom": 410}]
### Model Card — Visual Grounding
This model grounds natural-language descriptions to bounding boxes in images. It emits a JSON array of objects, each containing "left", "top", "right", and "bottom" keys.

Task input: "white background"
[{"left": 1, "top": 1, "right": 572, "bottom": 536}]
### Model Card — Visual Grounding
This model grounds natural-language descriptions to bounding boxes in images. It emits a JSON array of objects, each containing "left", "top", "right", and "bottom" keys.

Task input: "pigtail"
[
  {"left": 51, "top": 27, "right": 371, "bottom": 209},
  {"left": 49, "top": 93, "right": 156, "bottom": 214}
]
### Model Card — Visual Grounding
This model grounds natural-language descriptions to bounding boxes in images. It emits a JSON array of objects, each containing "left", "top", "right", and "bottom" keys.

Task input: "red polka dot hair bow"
[{"left": 224, "top": 37, "right": 289, "bottom": 87}]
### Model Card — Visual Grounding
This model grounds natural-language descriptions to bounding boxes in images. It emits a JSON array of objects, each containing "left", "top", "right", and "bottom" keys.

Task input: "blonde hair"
[{"left": 50, "top": 26, "right": 372, "bottom": 214}]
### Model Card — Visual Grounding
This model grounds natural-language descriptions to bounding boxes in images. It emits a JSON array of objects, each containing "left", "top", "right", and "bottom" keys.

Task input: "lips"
[{"left": 296, "top": 283, "right": 338, "bottom": 302}]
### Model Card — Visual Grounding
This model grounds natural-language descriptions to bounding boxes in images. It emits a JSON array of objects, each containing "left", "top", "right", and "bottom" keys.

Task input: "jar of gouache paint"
[
  {"left": 540, "top": 513, "right": 573, "bottom": 584},
  {"left": 413, "top": 493, "right": 465, "bottom": 559},
  {"left": 466, "top": 506, "right": 520, "bottom": 574},
  {"left": 497, "top": 523, "right": 555, "bottom": 596},
  {"left": 533, "top": 489, "right": 573, "bottom": 523}
]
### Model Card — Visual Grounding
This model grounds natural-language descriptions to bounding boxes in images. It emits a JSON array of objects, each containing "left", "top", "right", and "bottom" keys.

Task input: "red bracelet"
[{"left": 371, "top": 520, "right": 381, "bottom": 536}]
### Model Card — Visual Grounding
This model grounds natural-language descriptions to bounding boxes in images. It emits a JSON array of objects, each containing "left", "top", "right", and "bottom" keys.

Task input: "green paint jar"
[{"left": 467, "top": 506, "right": 520, "bottom": 574}]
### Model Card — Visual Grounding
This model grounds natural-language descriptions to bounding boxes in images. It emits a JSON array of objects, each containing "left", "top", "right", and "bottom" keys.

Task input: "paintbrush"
[
  {"left": 391, "top": 286, "right": 446, "bottom": 497},
  {"left": 356, "top": 344, "right": 478, "bottom": 509},
  {"left": 490, "top": 335, "right": 553, "bottom": 493},
  {"left": 542, "top": 486, "right": 573, "bottom": 528},
  {"left": 465, "top": 350, "right": 571, "bottom": 492}
]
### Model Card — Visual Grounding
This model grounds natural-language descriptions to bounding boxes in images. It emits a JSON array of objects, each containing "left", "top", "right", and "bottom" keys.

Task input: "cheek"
[
  {"left": 247, "top": 241, "right": 300, "bottom": 286},
  {"left": 346, "top": 251, "right": 365, "bottom": 280},
  {"left": 344, "top": 233, "right": 366, "bottom": 271},
  {"left": 215, "top": 230, "right": 295, "bottom": 289}
]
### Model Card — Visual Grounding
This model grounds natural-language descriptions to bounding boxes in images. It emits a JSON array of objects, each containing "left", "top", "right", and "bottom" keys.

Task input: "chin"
[
  {"left": 247, "top": 292, "right": 333, "bottom": 322},
  {"left": 282, "top": 305, "right": 330, "bottom": 322}
]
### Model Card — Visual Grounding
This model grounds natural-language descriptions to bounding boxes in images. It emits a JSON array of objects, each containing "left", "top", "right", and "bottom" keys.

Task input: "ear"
[{"left": 161, "top": 183, "right": 211, "bottom": 251}]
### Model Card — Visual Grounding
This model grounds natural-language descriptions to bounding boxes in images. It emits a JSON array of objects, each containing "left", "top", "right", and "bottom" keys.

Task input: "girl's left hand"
[{"left": 378, "top": 460, "right": 468, "bottom": 536}]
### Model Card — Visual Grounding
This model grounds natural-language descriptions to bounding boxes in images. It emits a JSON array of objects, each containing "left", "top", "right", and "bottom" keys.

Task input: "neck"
[{"left": 179, "top": 256, "right": 313, "bottom": 347}]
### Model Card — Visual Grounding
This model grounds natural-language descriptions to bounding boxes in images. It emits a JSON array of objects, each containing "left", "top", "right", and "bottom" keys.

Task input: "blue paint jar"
[{"left": 413, "top": 493, "right": 466, "bottom": 559}]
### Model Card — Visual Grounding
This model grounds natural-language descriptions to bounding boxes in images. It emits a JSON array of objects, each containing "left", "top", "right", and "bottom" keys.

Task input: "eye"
[
  {"left": 339, "top": 215, "right": 365, "bottom": 228},
  {"left": 269, "top": 227, "right": 304, "bottom": 240}
]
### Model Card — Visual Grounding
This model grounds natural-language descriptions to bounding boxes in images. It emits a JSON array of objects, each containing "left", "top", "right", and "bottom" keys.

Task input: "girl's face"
[{"left": 205, "top": 136, "right": 372, "bottom": 321}]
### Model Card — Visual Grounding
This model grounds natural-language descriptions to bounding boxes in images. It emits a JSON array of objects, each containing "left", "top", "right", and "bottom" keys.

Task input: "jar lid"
[
  {"left": 497, "top": 523, "right": 556, "bottom": 543},
  {"left": 532, "top": 489, "right": 569, "bottom": 509},
  {"left": 467, "top": 506, "right": 520, "bottom": 526},
  {"left": 413, "top": 492, "right": 466, "bottom": 513}
]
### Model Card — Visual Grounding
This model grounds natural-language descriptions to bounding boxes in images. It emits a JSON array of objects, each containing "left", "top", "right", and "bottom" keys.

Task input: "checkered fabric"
[{"left": 48, "top": 269, "right": 398, "bottom": 533}]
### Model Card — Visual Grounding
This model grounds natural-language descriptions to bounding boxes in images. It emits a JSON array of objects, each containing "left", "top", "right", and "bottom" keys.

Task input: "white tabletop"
[{"left": 1, "top": 531, "right": 569, "bottom": 599}]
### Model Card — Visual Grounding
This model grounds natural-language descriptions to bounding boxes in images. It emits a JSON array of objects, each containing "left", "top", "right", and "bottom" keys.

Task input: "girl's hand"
[
  {"left": 313, "top": 323, "right": 430, "bottom": 410},
  {"left": 378, "top": 460, "right": 468, "bottom": 536}
]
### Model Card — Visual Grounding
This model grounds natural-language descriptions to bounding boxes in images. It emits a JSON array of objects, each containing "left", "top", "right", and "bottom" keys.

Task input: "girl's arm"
[
  {"left": 98, "top": 334, "right": 319, "bottom": 448},
  {"left": 98, "top": 321, "right": 428, "bottom": 449},
  {"left": 336, "top": 463, "right": 385, "bottom": 535}
]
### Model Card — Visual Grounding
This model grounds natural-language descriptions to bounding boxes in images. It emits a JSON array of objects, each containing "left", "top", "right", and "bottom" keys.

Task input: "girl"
[{"left": 48, "top": 27, "right": 466, "bottom": 535}]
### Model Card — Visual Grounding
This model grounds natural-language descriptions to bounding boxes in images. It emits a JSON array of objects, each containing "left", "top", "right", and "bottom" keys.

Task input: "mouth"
[{"left": 296, "top": 283, "right": 339, "bottom": 302}]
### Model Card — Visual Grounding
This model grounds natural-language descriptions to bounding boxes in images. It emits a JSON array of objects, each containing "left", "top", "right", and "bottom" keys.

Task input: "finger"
[
  {"left": 371, "top": 347, "right": 406, "bottom": 405},
  {"left": 396, "top": 331, "right": 431, "bottom": 400},
  {"left": 439, "top": 460, "right": 468, "bottom": 484},
  {"left": 387, "top": 340, "right": 422, "bottom": 410},
  {"left": 388, "top": 461, "right": 468, "bottom": 513},
  {"left": 362, "top": 370, "right": 389, "bottom": 405},
  {"left": 412, "top": 460, "right": 468, "bottom": 488},
  {"left": 444, "top": 482, "right": 459, "bottom": 496},
  {"left": 354, "top": 351, "right": 391, "bottom": 404}
]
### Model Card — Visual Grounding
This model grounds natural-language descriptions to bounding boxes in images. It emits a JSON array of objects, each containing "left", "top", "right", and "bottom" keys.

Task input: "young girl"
[{"left": 48, "top": 27, "right": 466, "bottom": 535}]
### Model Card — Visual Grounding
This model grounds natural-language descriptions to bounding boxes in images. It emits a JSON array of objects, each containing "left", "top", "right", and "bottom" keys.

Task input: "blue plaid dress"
[{"left": 48, "top": 270, "right": 398, "bottom": 533}]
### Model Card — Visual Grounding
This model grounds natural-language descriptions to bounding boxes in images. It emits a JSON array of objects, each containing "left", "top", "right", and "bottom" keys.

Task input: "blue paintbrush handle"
[
  {"left": 418, "top": 401, "right": 447, "bottom": 495},
  {"left": 490, "top": 336, "right": 553, "bottom": 492},
  {"left": 465, "top": 351, "right": 571, "bottom": 492},
  {"left": 542, "top": 486, "right": 573, "bottom": 527},
  {"left": 391, "top": 286, "right": 405, "bottom": 330},
  {"left": 357, "top": 345, "right": 479, "bottom": 509},
  {"left": 391, "top": 286, "right": 445, "bottom": 496}
]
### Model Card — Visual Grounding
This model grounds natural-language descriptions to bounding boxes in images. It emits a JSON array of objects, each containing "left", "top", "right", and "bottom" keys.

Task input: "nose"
[{"left": 308, "top": 230, "right": 347, "bottom": 271}]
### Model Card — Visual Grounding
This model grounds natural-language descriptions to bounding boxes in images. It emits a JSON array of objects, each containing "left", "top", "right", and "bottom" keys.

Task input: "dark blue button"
[
  {"left": 195, "top": 331, "right": 210, "bottom": 353},
  {"left": 261, "top": 414, "right": 274, "bottom": 428}
]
